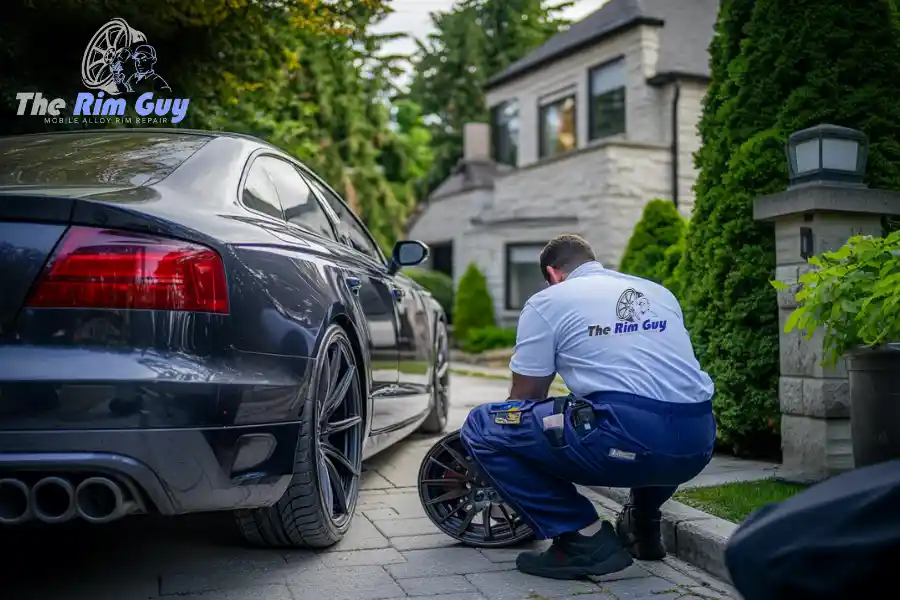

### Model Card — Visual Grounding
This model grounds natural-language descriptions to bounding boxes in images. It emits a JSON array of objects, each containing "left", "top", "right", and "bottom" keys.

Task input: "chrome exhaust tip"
[
  {"left": 75, "top": 477, "right": 135, "bottom": 524},
  {"left": 31, "top": 477, "right": 77, "bottom": 524},
  {"left": 0, "top": 478, "right": 32, "bottom": 525}
]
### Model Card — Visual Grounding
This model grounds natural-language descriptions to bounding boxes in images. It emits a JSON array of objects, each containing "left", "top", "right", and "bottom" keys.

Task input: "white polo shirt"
[{"left": 510, "top": 261, "right": 714, "bottom": 404}]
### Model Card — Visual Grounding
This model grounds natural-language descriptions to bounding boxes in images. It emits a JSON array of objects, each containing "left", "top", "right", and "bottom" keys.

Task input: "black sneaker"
[
  {"left": 615, "top": 504, "right": 667, "bottom": 560},
  {"left": 515, "top": 521, "right": 633, "bottom": 580}
]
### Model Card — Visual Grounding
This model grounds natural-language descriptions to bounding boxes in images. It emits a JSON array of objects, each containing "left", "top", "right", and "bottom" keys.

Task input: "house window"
[
  {"left": 490, "top": 100, "right": 519, "bottom": 166},
  {"left": 589, "top": 57, "right": 626, "bottom": 140},
  {"left": 539, "top": 95, "right": 577, "bottom": 159},
  {"left": 430, "top": 242, "right": 453, "bottom": 280},
  {"left": 506, "top": 243, "right": 547, "bottom": 310}
]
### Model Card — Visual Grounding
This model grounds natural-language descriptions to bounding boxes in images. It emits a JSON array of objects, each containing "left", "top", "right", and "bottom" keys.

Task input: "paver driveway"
[{"left": 2, "top": 374, "right": 739, "bottom": 600}]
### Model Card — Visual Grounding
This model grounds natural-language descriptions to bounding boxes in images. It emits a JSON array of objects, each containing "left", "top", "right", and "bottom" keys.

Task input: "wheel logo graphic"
[
  {"left": 81, "top": 18, "right": 147, "bottom": 95},
  {"left": 616, "top": 288, "right": 642, "bottom": 323}
]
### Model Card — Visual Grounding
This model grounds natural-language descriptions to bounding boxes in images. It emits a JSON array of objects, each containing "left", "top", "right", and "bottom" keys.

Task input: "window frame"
[
  {"left": 238, "top": 153, "right": 286, "bottom": 222},
  {"left": 490, "top": 99, "right": 520, "bottom": 167},
  {"left": 261, "top": 155, "right": 341, "bottom": 242},
  {"left": 504, "top": 242, "right": 548, "bottom": 311},
  {"left": 296, "top": 164, "right": 389, "bottom": 267},
  {"left": 587, "top": 56, "right": 627, "bottom": 142},
  {"left": 537, "top": 94, "right": 578, "bottom": 160}
]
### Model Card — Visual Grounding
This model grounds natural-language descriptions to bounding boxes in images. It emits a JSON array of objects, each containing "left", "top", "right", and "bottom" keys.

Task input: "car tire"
[
  {"left": 418, "top": 320, "right": 450, "bottom": 434},
  {"left": 235, "top": 324, "right": 365, "bottom": 548}
]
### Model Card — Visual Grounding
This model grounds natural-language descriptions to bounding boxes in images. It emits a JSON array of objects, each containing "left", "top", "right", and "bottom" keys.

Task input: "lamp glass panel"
[
  {"left": 794, "top": 139, "right": 821, "bottom": 173},
  {"left": 821, "top": 138, "right": 859, "bottom": 171}
]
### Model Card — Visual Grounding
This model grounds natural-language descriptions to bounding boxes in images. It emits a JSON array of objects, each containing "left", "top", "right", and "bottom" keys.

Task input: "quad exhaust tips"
[{"left": 0, "top": 476, "right": 138, "bottom": 525}]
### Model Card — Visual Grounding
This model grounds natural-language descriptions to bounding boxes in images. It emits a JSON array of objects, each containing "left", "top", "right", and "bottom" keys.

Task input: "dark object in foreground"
[
  {"left": 846, "top": 344, "right": 900, "bottom": 468},
  {"left": 725, "top": 458, "right": 900, "bottom": 600},
  {"left": 418, "top": 430, "right": 535, "bottom": 548}
]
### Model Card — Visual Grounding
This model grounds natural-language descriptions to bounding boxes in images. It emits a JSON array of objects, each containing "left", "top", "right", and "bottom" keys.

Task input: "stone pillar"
[{"left": 754, "top": 184, "right": 900, "bottom": 482}]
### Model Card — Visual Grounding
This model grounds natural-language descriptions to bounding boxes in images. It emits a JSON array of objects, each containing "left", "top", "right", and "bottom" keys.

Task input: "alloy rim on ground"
[
  {"left": 315, "top": 335, "right": 363, "bottom": 528},
  {"left": 418, "top": 431, "right": 534, "bottom": 548}
]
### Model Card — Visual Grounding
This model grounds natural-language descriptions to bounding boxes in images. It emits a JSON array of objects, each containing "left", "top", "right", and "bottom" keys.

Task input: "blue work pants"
[{"left": 459, "top": 391, "right": 716, "bottom": 539}]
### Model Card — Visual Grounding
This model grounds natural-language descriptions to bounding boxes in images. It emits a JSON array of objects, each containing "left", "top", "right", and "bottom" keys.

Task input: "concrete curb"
[{"left": 580, "top": 485, "right": 737, "bottom": 583}]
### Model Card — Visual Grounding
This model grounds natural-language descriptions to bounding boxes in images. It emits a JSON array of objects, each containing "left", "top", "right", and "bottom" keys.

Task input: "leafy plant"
[
  {"left": 403, "top": 267, "right": 454, "bottom": 322},
  {"left": 618, "top": 199, "right": 685, "bottom": 284},
  {"left": 462, "top": 326, "right": 517, "bottom": 354},
  {"left": 772, "top": 232, "right": 900, "bottom": 367},
  {"left": 453, "top": 262, "right": 495, "bottom": 341}
]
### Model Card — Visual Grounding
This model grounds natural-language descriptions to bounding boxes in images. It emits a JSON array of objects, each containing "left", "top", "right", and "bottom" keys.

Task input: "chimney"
[{"left": 463, "top": 122, "right": 491, "bottom": 162}]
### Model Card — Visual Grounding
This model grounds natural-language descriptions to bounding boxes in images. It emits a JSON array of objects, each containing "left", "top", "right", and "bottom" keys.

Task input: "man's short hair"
[{"left": 540, "top": 234, "right": 596, "bottom": 282}]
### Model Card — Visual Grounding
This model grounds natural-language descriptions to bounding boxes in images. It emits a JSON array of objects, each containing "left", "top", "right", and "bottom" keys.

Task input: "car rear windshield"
[{"left": 0, "top": 132, "right": 211, "bottom": 187}]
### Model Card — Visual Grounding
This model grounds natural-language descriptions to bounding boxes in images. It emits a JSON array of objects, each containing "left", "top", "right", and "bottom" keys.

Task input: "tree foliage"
[
  {"left": 678, "top": 0, "right": 900, "bottom": 456},
  {"left": 407, "top": 0, "right": 571, "bottom": 195},
  {"left": 453, "top": 262, "right": 496, "bottom": 342},
  {"left": 0, "top": 0, "right": 431, "bottom": 250},
  {"left": 404, "top": 266, "right": 454, "bottom": 322},
  {"left": 618, "top": 199, "right": 685, "bottom": 285}
]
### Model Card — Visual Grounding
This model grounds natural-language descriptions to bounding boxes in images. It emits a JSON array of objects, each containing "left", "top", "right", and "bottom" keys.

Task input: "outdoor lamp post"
[{"left": 786, "top": 124, "right": 869, "bottom": 189}]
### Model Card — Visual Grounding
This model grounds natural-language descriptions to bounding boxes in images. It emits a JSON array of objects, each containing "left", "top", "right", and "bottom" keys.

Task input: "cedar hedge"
[
  {"left": 453, "top": 262, "right": 495, "bottom": 342},
  {"left": 618, "top": 199, "right": 685, "bottom": 285},
  {"left": 676, "top": 0, "right": 900, "bottom": 457}
]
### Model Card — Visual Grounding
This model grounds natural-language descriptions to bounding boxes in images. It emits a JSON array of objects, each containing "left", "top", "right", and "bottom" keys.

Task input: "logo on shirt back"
[{"left": 587, "top": 288, "right": 667, "bottom": 337}]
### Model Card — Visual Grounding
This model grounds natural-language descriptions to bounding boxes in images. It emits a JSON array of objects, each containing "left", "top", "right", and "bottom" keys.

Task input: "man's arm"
[{"left": 508, "top": 301, "right": 557, "bottom": 401}]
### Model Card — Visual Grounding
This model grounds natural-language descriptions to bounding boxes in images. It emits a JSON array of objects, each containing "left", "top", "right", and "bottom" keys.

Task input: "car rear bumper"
[
  {"left": 0, "top": 345, "right": 313, "bottom": 515},
  {"left": 0, "top": 422, "right": 300, "bottom": 515}
]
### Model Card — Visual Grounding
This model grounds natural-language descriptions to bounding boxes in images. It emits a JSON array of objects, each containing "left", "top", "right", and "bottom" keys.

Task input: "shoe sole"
[{"left": 517, "top": 550, "right": 634, "bottom": 580}]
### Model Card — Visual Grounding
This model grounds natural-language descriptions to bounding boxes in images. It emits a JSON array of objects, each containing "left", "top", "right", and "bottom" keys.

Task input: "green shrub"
[
  {"left": 618, "top": 199, "right": 685, "bottom": 284},
  {"left": 661, "top": 232, "right": 686, "bottom": 298},
  {"left": 453, "top": 262, "right": 495, "bottom": 341},
  {"left": 676, "top": 0, "right": 900, "bottom": 457},
  {"left": 462, "top": 326, "right": 517, "bottom": 354},
  {"left": 404, "top": 267, "right": 454, "bottom": 322},
  {"left": 773, "top": 231, "right": 900, "bottom": 367}
]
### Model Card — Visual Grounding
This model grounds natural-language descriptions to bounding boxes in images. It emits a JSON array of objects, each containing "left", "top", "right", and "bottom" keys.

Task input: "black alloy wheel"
[
  {"left": 418, "top": 430, "right": 535, "bottom": 548},
  {"left": 420, "top": 321, "right": 450, "bottom": 433},
  {"left": 235, "top": 325, "right": 364, "bottom": 548}
]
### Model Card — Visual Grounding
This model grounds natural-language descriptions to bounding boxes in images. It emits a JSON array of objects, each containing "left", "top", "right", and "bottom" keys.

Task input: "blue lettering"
[
  {"left": 74, "top": 92, "right": 93, "bottom": 115},
  {"left": 101, "top": 97, "right": 126, "bottom": 116},
  {"left": 170, "top": 99, "right": 189, "bottom": 124},
  {"left": 135, "top": 92, "right": 155, "bottom": 116},
  {"left": 614, "top": 323, "right": 623, "bottom": 334},
  {"left": 659, "top": 320, "right": 667, "bottom": 332},
  {"left": 642, "top": 320, "right": 653, "bottom": 331},
  {"left": 641, "top": 319, "right": 668, "bottom": 332}
]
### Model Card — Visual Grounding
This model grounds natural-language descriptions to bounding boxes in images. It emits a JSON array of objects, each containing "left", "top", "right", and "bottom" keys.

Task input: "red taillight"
[{"left": 26, "top": 226, "right": 229, "bottom": 314}]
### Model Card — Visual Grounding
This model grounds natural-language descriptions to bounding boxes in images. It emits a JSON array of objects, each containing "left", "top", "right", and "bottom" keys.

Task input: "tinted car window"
[
  {"left": 242, "top": 159, "right": 282, "bottom": 219},
  {"left": 0, "top": 132, "right": 210, "bottom": 187},
  {"left": 306, "top": 176, "right": 384, "bottom": 263},
  {"left": 259, "top": 157, "right": 337, "bottom": 241}
]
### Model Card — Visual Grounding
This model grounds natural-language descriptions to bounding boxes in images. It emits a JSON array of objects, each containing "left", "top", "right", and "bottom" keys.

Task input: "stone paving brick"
[
  {"left": 465, "top": 569, "right": 601, "bottom": 599},
  {"left": 591, "top": 563, "right": 652, "bottom": 583},
  {"left": 361, "top": 470, "right": 397, "bottom": 490},
  {"left": 316, "top": 547, "right": 406, "bottom": 568},
  {"left": 364, "top": 507, "right": 401, "bottom": 520},
  {"left": 382, "top": 594, "right": 488, "bottom": 600},
  {"left": 169, "top": 584, "right": 293, "bottom": 599},
  {"left": 396, "top": 574, "right": 478, "bottom": 596},
  {"left": 389, "top": 533, "right": 463, "bottom": 551},
  {"left": 284, "top": 565, "right": 405, "bottom": 599},
  {"left": 387, "top": 548, "right": 512, "bottom": 579},
  {"left": 327, "top": 514, "right": 392, "bottom": 551},
  {"left": 598, "top": 575, "right": 686, "bottom": 599},
  {"left": 374, "top": 516, "right": 441, "bottom": 537},
  {"left": 158, "top": 550, "right": 299, "bottom": 595},
  {"left": 478, "top": 543, "right": 546, "bottom": 564}
]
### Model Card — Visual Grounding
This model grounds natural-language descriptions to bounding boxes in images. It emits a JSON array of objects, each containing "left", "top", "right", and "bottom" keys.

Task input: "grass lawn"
[{"left": 675, "top": 479, "right": 808, "bottom": 523}]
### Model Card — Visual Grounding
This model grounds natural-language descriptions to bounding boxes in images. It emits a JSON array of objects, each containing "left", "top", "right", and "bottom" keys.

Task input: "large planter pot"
[{"left": 846, "top": 343, "right": 900, "bottom": 468}]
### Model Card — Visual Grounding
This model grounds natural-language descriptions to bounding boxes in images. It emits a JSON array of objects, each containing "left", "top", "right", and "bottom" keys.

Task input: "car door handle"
[{"left": 346, "top": 277, "right": 362, "bottom": 295}]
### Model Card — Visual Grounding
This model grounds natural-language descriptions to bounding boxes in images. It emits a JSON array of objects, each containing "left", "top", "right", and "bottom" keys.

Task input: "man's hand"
[{"left": 508, "top": 371, "right": 556, "bottom": 401}]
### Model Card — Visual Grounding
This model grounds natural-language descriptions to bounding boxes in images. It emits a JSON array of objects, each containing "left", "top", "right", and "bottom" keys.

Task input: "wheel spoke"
[
  {"left": 322, "top": 368, "right": 355, "bottom": 422},
  {"left": 482, "top": 505, "right": 493, "bottom": 539},
  {"left": 499, "top": 504, "right": 516, "bottom": 535},
  {"left": 324, "top": 415, "right": 361, "bottom": 437},
  {"left": 326, "top": 344, "right": 341, "bottom": 397},
  {"left": 425, "top": 486, "right": 469, "bottom": 506},
  {"left": 436, "top": 361, "right": 449, "bottom": 379},
  {"left": 428, "top": 456, "right": 464, "bottom": 478},
  {"left": 421, "top": 478, "right": 459, "bottom": 485},
  {"left": 322, "top": 452, "right": 349, "bottom": 514},
  {"left": 441, "top": 442, "right": 472, "bottom": 471},
  {"left": 437, "top": 502, "right": 464, "bottom": 526},
  {"left": 457, "top": 503, "right": 477, "bottom": 535},
  {"left": 322, "top": 441, "right": 359, "bottom": 477}
]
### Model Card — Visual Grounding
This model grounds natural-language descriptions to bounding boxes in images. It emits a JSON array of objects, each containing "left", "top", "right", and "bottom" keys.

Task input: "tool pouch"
[{"left": 545, "top": 396, "right": 570, "bottom": 447}]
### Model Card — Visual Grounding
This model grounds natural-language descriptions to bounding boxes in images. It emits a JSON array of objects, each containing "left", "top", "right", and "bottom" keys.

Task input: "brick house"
[{"left": 407, "top": 0, "right": 718, "bottom": 326}]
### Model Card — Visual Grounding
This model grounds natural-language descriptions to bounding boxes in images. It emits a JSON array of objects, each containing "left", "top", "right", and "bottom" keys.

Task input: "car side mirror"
[{"left": 388, "top": 240, "right": 429, "bottom": 275}]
